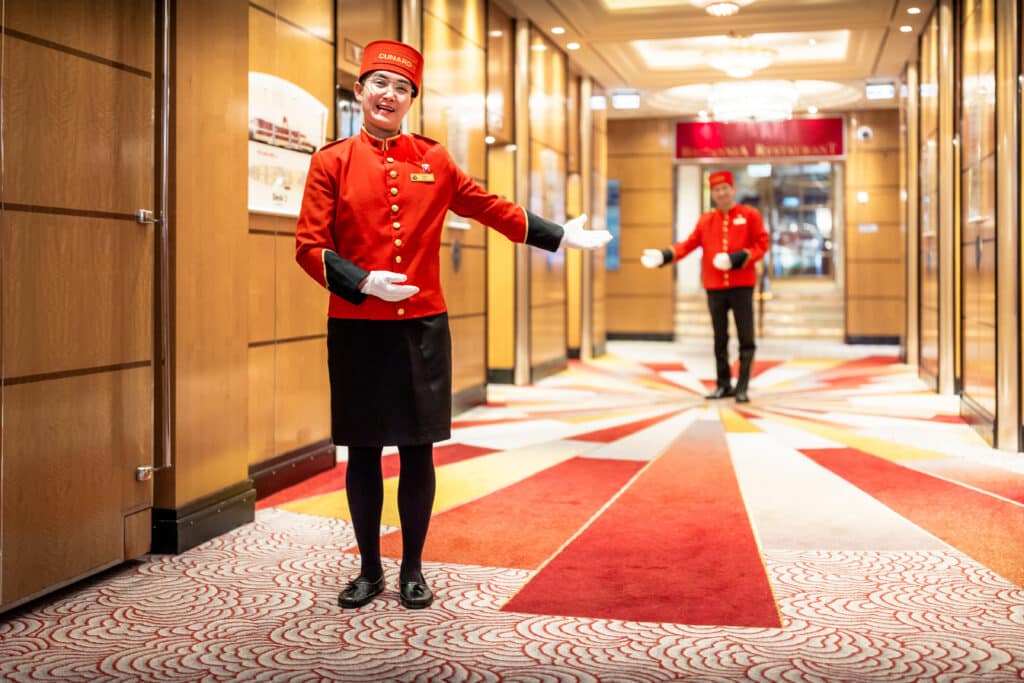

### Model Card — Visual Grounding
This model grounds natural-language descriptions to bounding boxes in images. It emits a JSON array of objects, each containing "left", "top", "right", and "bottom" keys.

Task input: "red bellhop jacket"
[
  {"left": 670, "top": 204, "right": 769, "bottom": 290},
  {"left": 296, "top": 129, "right": 561, "bottom": 320}
]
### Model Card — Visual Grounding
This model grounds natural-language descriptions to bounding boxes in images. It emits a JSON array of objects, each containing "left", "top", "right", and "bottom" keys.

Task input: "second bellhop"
[{"left": 663, "top": 203, "right": 768, "bottom": 290}]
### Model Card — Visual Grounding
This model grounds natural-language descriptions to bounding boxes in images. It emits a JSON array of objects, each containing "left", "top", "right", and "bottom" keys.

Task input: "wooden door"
[{"left": 1, "top": 1, "right": 156, "bottom": 611}]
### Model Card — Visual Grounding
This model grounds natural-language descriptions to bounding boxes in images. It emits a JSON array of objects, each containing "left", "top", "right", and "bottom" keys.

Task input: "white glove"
[
  {"left": 712, "top": 252, "right": 731, "bottom": 271},
  {"left": 640, "top": 249, "right": 665, "bottom": 269},
  {"left": 359, "top": 270, "right": 419, "bottom": 302},
  {"left": 560, "top": 214, "right": 613, "bottom": 250}
]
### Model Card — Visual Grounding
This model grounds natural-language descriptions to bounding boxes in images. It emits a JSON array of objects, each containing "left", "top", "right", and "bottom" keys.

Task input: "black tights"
[{"left": 345, "top": 444, "right": 436, "bottom": 583}]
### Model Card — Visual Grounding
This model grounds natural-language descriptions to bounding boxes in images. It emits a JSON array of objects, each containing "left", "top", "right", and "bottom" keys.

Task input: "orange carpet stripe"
[
  {"left": 802, "top": 447, "right": 1024, "bottom": 587},
  {"left": 378, "top": 457, "right": 643, "bottom": 569},
  {"left": 258, "top": 443, "right": 496, "bottom": 510},
  {"left": 572, "top": 408, "right": 688, "bottom": 443},
  {"left": 502, "top": 419, "right": 781, "bottom": 627}
]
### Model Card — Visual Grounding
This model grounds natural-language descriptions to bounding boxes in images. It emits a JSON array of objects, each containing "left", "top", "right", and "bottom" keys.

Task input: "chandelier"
[
  {"left": 708, "top": 81, "right": 797, "bottom": 121},
  {"left": 704, "top": 36, "right": 777, "bottom": 78},
  {"left": 690, "top": 0, "right": 755, "bottom": 17}
]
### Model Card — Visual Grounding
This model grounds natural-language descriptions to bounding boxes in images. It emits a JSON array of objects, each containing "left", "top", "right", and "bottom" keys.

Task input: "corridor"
[{"left": 2, "top": 340, "right": 1023, "bottom": 681}]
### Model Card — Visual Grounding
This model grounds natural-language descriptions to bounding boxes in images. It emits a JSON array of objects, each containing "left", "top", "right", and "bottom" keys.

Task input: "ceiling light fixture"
[
  {"left": 567, "top": 42, "right": 581, "bottom": 51},
  {"left": 709, "top": 80, "right": 797, "bottom": 121},
  {"left": 689, "top": 0, "right": 755, "bottom": 17},
  {"left": 907, "top": 7, "right": 921, "bottom": 14},
  {"left": 899, "top": 25, "right": 913, "bottom": 33},
  {"left": 704, "top": 36, "right": 777, "bottom": 78}
]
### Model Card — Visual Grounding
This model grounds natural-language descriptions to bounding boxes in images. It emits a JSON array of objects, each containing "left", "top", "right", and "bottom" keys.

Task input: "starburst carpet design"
[{"left": 3, "top": 340, "right": 1024, "bottom": 681}]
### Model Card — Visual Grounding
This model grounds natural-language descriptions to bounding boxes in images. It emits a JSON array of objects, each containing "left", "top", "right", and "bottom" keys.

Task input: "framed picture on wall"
[{"left": 248, "top": 72, "right": 328, "bottom": 217}]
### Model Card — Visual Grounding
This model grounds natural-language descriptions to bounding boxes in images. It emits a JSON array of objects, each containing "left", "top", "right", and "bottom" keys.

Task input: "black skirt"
[{"left": 326, "top": 313, "right": 452, "bottom": 447}]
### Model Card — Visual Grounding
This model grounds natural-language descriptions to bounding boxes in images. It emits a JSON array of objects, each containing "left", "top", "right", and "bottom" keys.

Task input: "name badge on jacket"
[
  {"left": 411, "top": 173, "right": 435, "bottom": 183},
  {"left": 733, "top": 215, "right": 747, "bottom": 225}
]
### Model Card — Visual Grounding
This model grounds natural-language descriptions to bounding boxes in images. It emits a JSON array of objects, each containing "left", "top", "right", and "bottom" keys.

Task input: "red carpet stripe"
[
  {"left": 573, "top": 408, "right": 688, "bottom": 443},
  {"left": 378, "top": 457, "right": 643, "bottom": 569},
  {"left": 502, "top": 420, "right": 781, "bottom": 627},
  {"left": 802, "top": 447, "right": 1024, "bottom": 587},
  {"left": 257, "top": 443, "right": 496, "bottom": 510}
]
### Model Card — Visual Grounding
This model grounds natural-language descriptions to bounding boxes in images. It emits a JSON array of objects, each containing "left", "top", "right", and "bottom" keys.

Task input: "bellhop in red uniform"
[
  {"left": 641, "top": 170, "right": 769, "bottom": 403},
  {"left": 295, "top": 39, "right": 612, "bottom": 612}
]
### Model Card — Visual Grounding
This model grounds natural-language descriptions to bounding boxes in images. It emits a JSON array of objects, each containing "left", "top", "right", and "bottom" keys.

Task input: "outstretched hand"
[
  {"left": 561, "top": 214, "right": 613, "bottom": 250},
  {"left": 640, "top": 249, "right": 665, "bottom": 269},
  {"left": 359, "top": 270, "right": 420, "bottom": 302}
]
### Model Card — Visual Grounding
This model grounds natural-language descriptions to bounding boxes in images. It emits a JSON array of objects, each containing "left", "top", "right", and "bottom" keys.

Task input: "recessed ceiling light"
[
  {"left": 567, "top": 42, "right": 581, "bottom": 51},
  {"left": 551, "top": 26, "right": 566, "bottom": 35},
  {"left": 899, "top": 25, "right": 913, "bottom": 33},
  {"left": 807, "top": 105, "right": 819, "bottom": 114},
  {"left": 489, "top": 30, "right": 503, "bottom": 37},
  {"left": 907, "top": 7, "right": 921, "bottom": 14},
  {"left": 484, "top": 136, "right": 495, "bottom": 144}
]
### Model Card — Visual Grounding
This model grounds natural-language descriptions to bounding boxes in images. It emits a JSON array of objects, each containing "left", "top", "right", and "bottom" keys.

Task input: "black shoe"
[
  {"left": 734, "top": 389, "right": 749, "bottom": 403},
  {"left": 399, "top": 578, "right": 434, "bottom": 609},
  {"left": 338, "top": 575, "right": 385, "bottom": 609},
  {"left": 705, "top": 385, "right": 734, "bottom": 400}
]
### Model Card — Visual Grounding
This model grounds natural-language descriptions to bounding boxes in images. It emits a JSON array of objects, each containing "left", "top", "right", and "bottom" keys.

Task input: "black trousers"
[{"left": 706, "top": 286, "right": 756, "bottom": 389}]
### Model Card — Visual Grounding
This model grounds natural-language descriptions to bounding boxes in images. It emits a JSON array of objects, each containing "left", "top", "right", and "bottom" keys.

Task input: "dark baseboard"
[
  {"left": 531, "top": 356, "right": 567, "bottom": 382},
  {"left": 152, "top": 480, "right": 256, "bottom": 555},
  {"left": 845, "top": 335, "right": 899, "bottom": 345},
  {"left": 606, "top": 332, "right": 674, "bottom": 342},
  {"left": 960, "top": 395, "right": 995, "bottom": 447},
  {"left": 453, "top": 383, "right": 487, "bottom": 414},
  {"left": 249, "top": 439, "right": 335, "bottom": 501},
  {"left": 567, "top": 346, "right": 581, "bottom": 360},
  {"left": 487, "top": 368, "right": 515, "bottom": 384}
]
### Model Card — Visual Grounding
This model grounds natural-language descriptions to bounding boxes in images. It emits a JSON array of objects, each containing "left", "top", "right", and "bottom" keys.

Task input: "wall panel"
[
  {"left": 3, "top": 369, "right": 151, "bottom": 604},
  {"left": 845, "top": 109, "right": 904, "bottom": 342},
  {"left": 2, "top": 214, "right": 153, "bottom": 378},
  {"left": 4, "top": 41, "right": 151, "bottom": 213},
  {"left": 606, "top": 118, "right": 676, "bottom": 338}
]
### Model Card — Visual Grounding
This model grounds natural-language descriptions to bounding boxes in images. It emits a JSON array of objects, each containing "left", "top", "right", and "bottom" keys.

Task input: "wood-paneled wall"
[
  {"left": 246, "top": 1, "right": 335, "bottom": 473},
  {"left": 422, "top": 0, "right": 489, "bottom": 406},
  {"left": 591, "top": 85, "right": 609, "bottom": 354},
  {"left": 528, "top": 28, "right": 569, "bottom": 377},
  {"left": 336, "top": 0, "right": 399, "bottom": 85},
  {"left": 485, "top": 2, "right": 516, "bottom": 380},
  {"left": 845, "top": 109, "right": 905, "bottom": 342},
  {"left": 606, "top": 119, "right": 676, "bottom": 337},
  {"left": 160, "top": 0, "right": 249, "bottom": 511},
  {"left": 1, "top": 0, "right": 155, "bottom": 610}
]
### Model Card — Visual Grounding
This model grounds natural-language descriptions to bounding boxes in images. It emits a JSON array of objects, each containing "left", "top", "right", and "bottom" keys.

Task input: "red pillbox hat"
[
  {"left": 359, "top": 40, "right": 424, "bottom": 95},
  {"left": 708, "top": 170, "right": 734, "bottom": 188}
]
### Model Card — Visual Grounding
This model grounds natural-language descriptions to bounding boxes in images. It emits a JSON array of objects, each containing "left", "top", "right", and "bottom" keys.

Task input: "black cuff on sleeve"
[
  {"left": 728, "top": 250, "right": 748, "bottom": 269},
  {"left": 324, "top": 250, "right": 369, "bottom": 304},
  {"left": 525, "top": 210, "right": 564, "bottom": 252},
  {"left": 660, "top": 248, "right": 674, "bottom": 267}
]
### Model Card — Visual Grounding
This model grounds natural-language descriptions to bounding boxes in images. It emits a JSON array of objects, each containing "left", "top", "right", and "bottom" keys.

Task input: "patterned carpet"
[{"left": 3, "top": 340, "right": 1024, "bottom": 682}]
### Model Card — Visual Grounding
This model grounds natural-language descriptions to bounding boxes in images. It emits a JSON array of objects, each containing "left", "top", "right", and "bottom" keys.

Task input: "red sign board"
[{"left": 676, "top": 117, "right": 845, "bottom": 161}]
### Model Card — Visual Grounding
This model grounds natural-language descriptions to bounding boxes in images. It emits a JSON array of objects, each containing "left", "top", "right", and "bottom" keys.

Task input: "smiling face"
[
  {"left": 354, "top": 70, "right": 415, "bottom": 138},
  {"left": 710, "top": 181, "right": 736, "bottom": 211}
]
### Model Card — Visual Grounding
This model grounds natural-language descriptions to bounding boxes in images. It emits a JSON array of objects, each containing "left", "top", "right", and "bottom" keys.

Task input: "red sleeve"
[
  {"left": 295, "top": 152, "right": 336, "bottom": 288},
  {"left": 446, "top": 154, "right": 528, "bottom": 243}
]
